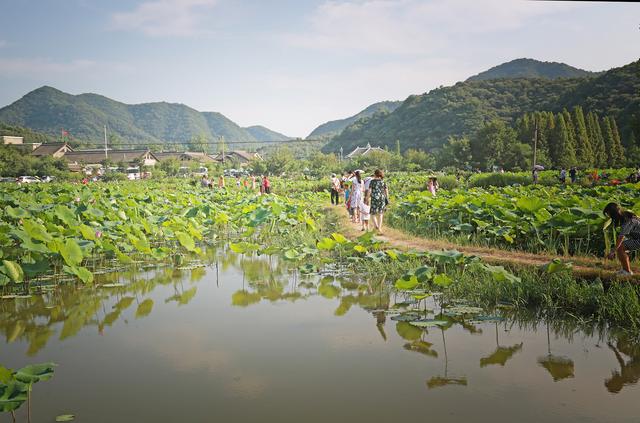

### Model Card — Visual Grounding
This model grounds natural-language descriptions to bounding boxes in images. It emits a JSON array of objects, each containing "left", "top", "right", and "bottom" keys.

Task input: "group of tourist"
[
  {"left": 200, "top": 174, "right": 271, "bottom": 194},
  {"left": 331, "top": 169, "right": 389, "bottom": 234}
]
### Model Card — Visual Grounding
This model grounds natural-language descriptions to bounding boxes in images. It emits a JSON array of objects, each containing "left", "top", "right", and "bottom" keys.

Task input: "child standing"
[{"left": 360, "top": 194, "right": 370, "bottom": 231}]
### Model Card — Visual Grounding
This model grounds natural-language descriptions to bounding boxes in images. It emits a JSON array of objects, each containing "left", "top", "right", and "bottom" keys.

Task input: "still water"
[{"left": 1, "top": 250, "right": 639, "bottom": 422}]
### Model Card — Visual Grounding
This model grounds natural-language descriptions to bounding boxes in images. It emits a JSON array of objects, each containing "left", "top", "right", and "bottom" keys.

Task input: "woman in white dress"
[{"left": 350, "top": 170, "right": 364, "bottom": 223}]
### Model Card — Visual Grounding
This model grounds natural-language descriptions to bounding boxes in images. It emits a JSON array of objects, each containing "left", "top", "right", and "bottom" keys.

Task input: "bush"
[{"left": 468, "top": 172, "right": 532, "bottom": 188}]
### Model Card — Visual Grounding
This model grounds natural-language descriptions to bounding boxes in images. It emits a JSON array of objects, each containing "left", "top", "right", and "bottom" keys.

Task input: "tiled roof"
[{"left": 31, "top": 142, "right": 74, "bottom": 156}]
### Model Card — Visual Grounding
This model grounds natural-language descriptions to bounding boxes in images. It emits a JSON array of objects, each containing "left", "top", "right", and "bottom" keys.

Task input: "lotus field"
[
  {"left": 390, "top": 183, "right": 640, "bottom": 256},
  {"left": 0, "top": 181, "right": 321, "bottom": 287}
]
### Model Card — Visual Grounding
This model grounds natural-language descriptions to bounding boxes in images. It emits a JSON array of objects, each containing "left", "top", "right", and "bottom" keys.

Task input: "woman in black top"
[{"left": 604, "top": 202, "right": 640, "bottom": 276}]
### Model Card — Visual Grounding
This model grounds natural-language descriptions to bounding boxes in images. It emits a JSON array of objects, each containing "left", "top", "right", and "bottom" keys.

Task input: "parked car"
[
  {"left": 126, "top": 167, "right": 141, "bottom": 180},
  {"left": 192, "top": 166, "right": 208, "bottom": 177},
  {"left": 16, "top": 176, "right": 41, "bottom": 184},
  {"left": 41, "top": 176, "right": 55, "bottom": 183},
  {"left": 0, "top": 177, "right": 15, "bottom": 183}
]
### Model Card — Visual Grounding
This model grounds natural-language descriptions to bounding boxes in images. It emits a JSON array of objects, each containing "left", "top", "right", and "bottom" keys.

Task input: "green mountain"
[
  {"left": 244, "top": 125, "right": 292, "bottom": 142},
  {"left": 324, "top": 59, "right": 640, "bottom": 154},
  {"left": 0, "top": 86, "right": 284, "bottom": 146},
  {"left": 467, "top": 58, "right": 601, "bottom": 81},
  {"left": 307, "top": 100, "right": 402, "bottom": 140}
]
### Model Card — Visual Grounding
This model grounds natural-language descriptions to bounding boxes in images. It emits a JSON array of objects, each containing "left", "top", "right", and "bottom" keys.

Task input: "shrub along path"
[{"left": 328, "top": 205, "right": 637, "bottom": 281}]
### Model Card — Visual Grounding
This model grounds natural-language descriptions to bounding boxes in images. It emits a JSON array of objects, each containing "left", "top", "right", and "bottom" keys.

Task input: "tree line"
[{"left": 439, "top": 107, "right": 632, "bottom": 171}]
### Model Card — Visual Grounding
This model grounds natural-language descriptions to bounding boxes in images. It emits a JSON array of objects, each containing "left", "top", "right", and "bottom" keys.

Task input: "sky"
[{"left": 0, "top": 0, "right": 638, "bottom": 137}]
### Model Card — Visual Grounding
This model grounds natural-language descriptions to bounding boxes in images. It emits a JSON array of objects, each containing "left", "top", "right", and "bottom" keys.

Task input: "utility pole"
[
  {"left": 533, "top": 117, "right": 538, "bottom": 169},
  {"left": 104, "top": 125, "right": 108, "bottom": 159}
]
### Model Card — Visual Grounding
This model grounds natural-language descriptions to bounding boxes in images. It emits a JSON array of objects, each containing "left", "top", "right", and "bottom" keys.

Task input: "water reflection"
[
  {"left": 605, "top": 336, "right": 640, "bottom": 393},
  {"left": 1, "top": 248, "right": 640, "bottom": 401},
  {"left": 537, "top": 323, "right": 575, "bottom": 381}
]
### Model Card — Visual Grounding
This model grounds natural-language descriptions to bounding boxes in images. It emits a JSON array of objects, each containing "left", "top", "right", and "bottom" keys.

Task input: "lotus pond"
[
  {"left": 1, "top": 248, "right": 639, "bottom": 422},
  {"left": 1, "top": 180, "right": 640, "bottom": 422}
]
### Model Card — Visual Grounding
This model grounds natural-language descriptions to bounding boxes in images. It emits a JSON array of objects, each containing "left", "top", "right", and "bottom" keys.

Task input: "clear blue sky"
[{"left": 0, "top": 0, "right": 638, "bottom": 137}]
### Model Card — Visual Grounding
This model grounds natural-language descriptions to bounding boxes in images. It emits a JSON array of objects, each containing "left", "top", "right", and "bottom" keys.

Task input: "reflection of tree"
[
  {"left": 426, "top": 327, "right": 467, "bottom": 389},
  {"left": 605, "top": 337, "right": 640, "bottom": 394},
  {"left": 0, "top": 266, "right": 205, "bottom": 355},
  {"left": 537, "top": 322, "right": 574, "bottom": 382},
  {"left": 480, "top": 323, "right": 523, "bottom": 367}
]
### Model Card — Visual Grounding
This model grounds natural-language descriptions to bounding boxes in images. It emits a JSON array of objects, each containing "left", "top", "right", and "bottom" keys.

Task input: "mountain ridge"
[
  {"left": 323, "top": 59, "right": 639, "bottom": 154},
  {"left": 0, "top": 86, "right": 288, "bottom": 145},
  {"left": 467, "top": 58, "right": 602, "bottom": 81},
  {"left": 307, "top": 100, "right": 402, "bottom": 140}
]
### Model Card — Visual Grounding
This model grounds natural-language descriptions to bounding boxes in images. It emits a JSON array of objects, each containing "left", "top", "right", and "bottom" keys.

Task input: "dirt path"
[{"left": 327, "top": 205, "right": 636, "bottom": 280}]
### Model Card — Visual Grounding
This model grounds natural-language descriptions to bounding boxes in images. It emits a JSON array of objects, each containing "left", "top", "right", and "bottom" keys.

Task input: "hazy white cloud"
[
  {"left": 111, "top": 0, "right": 218, "bottom": 37},
  {"left": 0, "top": 57, "right": 133, "bottom": 78},
  {"left": 285, "top": 0, "right": 577, "bottom": 55},
  {"left": 0, "top": 40, "right": 7, "bottom": 48}
]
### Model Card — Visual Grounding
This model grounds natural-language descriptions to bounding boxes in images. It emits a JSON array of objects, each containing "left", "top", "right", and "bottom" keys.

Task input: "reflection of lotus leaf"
[
  {"left": 396, "top": 321, "right": 423, "bottom": 341},
  {"left": 537, "top": 355, "right": 574, "bottom": 381},
  {"left": 135, "top": 299, "right": 154, "bottom": 319},
  {"left": 404, "top": 340, "right": 438, "bottom": 358},
  {"left": 480, "top": 343, "right": 523, "bottom": 367},
  {"left": 317, "top": 283, "right": 341, "bottom": 299},
  {"left": 165, "top": 287, "right": 197, "bottom": 306},
  {"left": 231, "top": 290, "right": 262, "bottom": 307},
  {"left": 426, "top": 376, "right": 468, "bottom": 389}
]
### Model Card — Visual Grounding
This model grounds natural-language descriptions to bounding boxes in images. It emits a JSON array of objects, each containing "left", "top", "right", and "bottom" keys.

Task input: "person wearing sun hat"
[{"left": 330, "top": 173, "right": 341, "bottom": 205}]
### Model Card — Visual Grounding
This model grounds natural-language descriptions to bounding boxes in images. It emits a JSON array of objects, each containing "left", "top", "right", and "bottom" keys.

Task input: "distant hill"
[
  {"left": 244, "top": 125, "right": 292, "bottom": 142},
  {"left": 467, "top": 58, "right": 601, "bottom": 81},
  {"left": 307, "top": 100, "right": 402, "bottom": 140},
  {"left": 324, "top": 59, "right": 640, "bottom": 154},
  {"left": 0, "top": 86, "right": 285, "bottom": 146}
]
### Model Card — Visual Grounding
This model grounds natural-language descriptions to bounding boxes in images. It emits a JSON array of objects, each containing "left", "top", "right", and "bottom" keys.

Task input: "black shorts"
[{"left": 623, "top": 238, "right": 640, "bottom": 251}]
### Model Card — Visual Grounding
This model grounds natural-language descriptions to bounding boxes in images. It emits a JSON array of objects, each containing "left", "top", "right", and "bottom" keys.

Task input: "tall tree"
[
  {"left": 550, "top": 114, "right": 576, "bottom": 168},
  {"left": 470, "top": 120, "right": 516, "bottom": 170},
  {"left": 610, "top": 116, "right": 625, "bottom": 166},
  {"left": 573, "top": 106, "right": 594, "bottom": 166},
  {"left": 603, "top": 116, "right": 625, "bottom": 167},
  {"left": 587, "top": 112, "right": 607, "bottom": 167}
]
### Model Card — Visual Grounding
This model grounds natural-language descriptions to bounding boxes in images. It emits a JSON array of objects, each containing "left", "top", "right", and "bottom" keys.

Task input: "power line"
[{"left": 73, "top": 138, "right": 329, "bottom": 149}]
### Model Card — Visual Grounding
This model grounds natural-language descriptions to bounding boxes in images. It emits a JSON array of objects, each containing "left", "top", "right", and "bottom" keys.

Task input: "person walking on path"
[
  {"left": 262, "top": 175, "right": 271, "bottom": 194},
  {"left": 360, "top": 189, "right": 371, "bottom": 231},
  {"left": 427, "top": 176, "right": 439, "bottom": 196},
  {"left": 369, "top": 169, "right": 389, "bottom": 234},
  {"left": 349, "top": 170, "right": 364, "bottom": 223},
  {"left": 604, "top": 202, "right": 640, "bottom": 276},
  {"left": 559, "top": 168, "right": 567, "bottom": 184},
  {"left": 569, "top": 167, "right": 577, "bottom": 184},
  {"left": 330, "top": 173, "right": 341, "bottom": 205}
]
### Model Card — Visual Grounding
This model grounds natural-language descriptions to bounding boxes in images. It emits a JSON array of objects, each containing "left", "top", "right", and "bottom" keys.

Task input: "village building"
[
  {"left": 155, "top": 151, "right": 218, "bottom": 163},
  {"left": 63, "top": 149, "right": 158, "bottom": 172},
  {"left": 211, "top": 150, "right": 262, "bottom": 164},
  {"left": 31, "top": 142, "right": 75, "bottom": 158},
  {"left": 345, "top": 143, "right": 386, "bottom": 159}
]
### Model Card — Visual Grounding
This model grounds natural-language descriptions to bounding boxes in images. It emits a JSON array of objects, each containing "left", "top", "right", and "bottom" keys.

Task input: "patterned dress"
[{"left": 369, "top": 178, "right": 387, "bottom": 215}]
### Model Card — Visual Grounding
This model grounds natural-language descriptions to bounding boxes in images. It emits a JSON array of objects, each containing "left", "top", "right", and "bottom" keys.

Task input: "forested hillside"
[
  {"left": 244, "top": 125, "right": 292, "bottom": 142},
  {"left": 324, "top": 59, "right": 639, "bottom": 155},
  {"left": 0, "top": 86, "right": 282, "bottom": 145},
  {"left": 467, "top": 58, "right": 601, "bottom": 81},
  {"left": 307, "top": 100, "right": 401, "bottom": 139}
]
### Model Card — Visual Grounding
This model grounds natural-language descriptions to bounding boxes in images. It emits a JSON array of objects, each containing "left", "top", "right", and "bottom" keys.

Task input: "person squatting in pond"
[{"left": 603, "top": 202, "right": 640, "bottom": 276}]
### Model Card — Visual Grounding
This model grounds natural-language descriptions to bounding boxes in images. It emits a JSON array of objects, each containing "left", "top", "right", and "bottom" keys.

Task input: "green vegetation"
[
  {"left": 0, "top": 146, "right": 70, "bottom": 178},
  {"left": 0, "top": 86, "right": 282, "bottom": 145},
  {"left": 244, "top": 125, "right": 292, "bottom": 142},
  {"left": 389, "top": 183, "right": 640, "bottom": 256},
  {"left": 0, "top": 362, "right": 56, "bottom": 421},
  {"left": 324, "top": 59, "right": 640, "bottom": 158},
  {"left": 307, "top": 100, "right": 402, "bottom": 140},
  {"left": 467, "top": 58, "right": 601, "bottom": 81}
]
